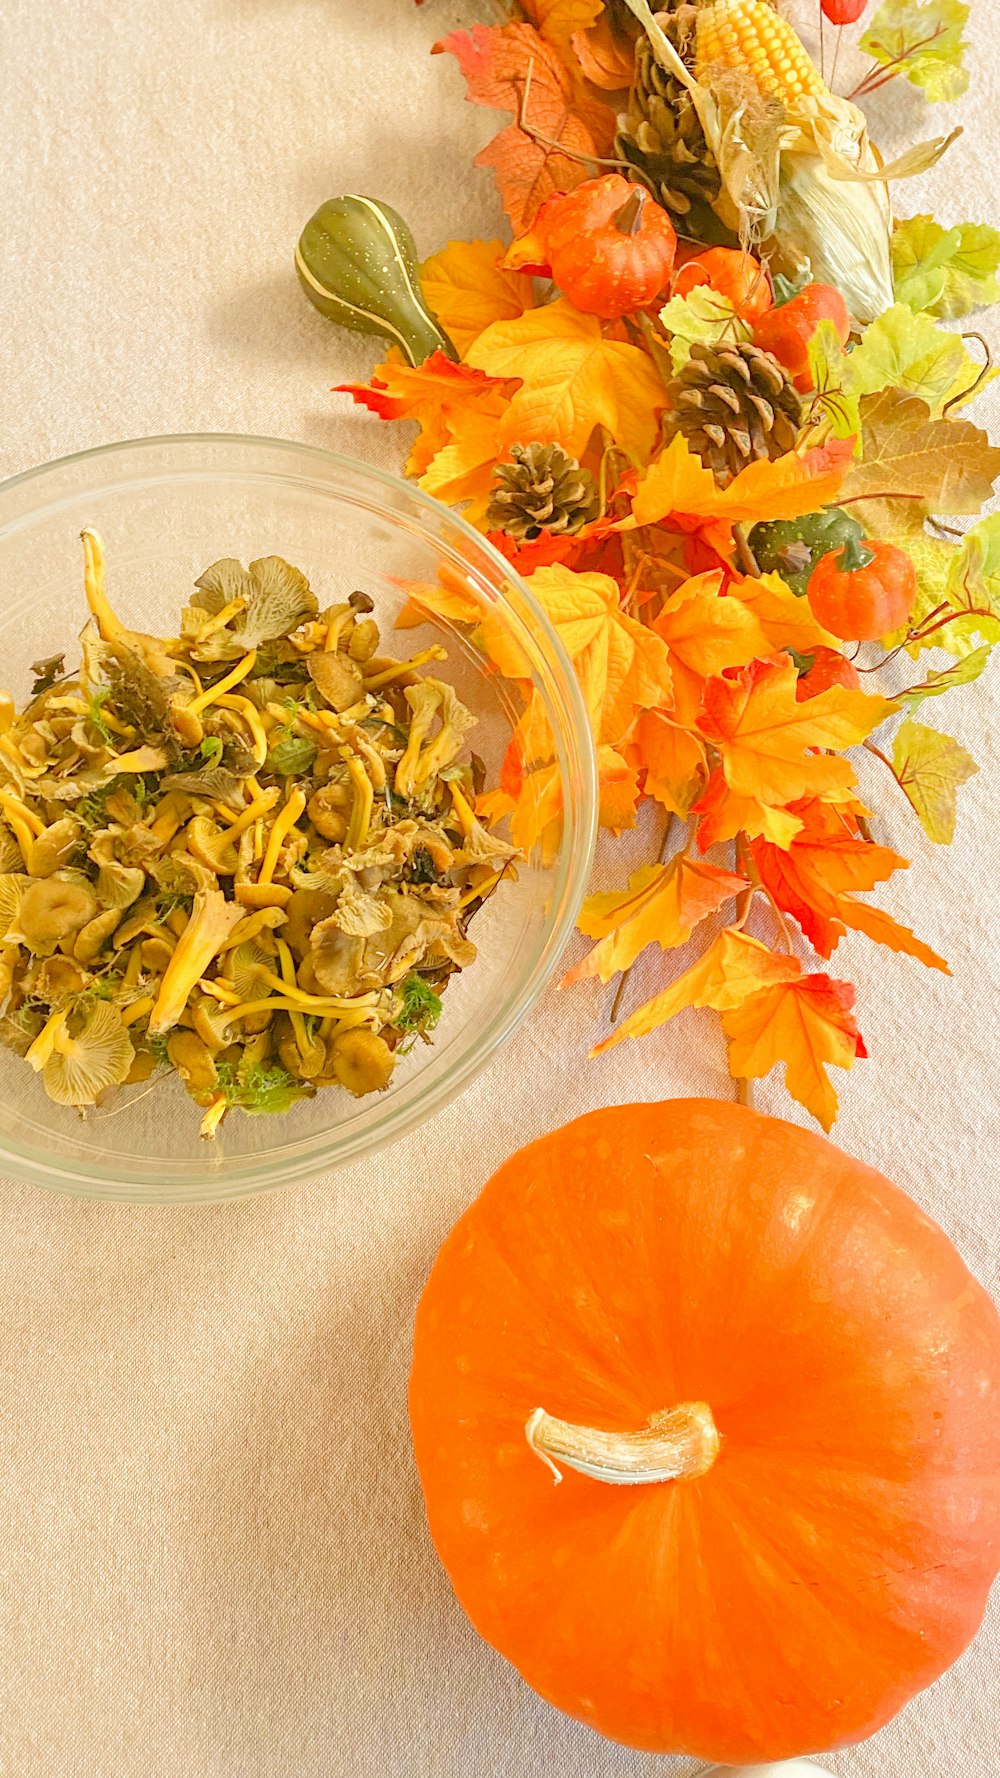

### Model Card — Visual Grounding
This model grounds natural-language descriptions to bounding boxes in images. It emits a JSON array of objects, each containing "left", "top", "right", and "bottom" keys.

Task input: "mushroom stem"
[{"left": 525, "top": 1401, "right": 719, "bottom": 1486}]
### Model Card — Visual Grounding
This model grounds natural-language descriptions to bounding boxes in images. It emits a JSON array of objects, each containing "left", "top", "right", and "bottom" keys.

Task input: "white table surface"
[{"left": 0, "top": 1, "right": 997, "bottom": 1773}]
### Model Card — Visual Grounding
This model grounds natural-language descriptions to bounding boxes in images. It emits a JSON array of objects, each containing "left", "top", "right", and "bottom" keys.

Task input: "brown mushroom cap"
[{"left": 327, "top": 1028, "right": 393, "bottom": 1096}]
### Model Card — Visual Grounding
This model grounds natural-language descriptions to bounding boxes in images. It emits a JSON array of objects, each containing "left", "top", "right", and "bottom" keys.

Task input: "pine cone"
[
  {"left": 615, "top": 6, "right": 722, "bottom": 231},
  {"left": 486, "top": 443, "right": 600, "bottom": 543},
  {"left": 664, "top": 341, "right": 803, "bottom": 484}
]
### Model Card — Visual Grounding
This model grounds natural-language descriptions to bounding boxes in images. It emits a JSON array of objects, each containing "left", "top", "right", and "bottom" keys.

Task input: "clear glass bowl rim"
[{"left": 0, "top": 433, "right": 598, "bottom": 1199}]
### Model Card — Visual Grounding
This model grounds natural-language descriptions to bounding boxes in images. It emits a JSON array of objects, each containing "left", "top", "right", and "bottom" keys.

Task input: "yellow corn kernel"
[{"left": 696, "top": 0, "right": 828, "bottom": 102}]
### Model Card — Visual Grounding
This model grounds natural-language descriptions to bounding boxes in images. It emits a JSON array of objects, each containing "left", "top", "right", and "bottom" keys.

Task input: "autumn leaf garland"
[{"left": 317, "top": 0, "right": 999, "bottom": 1128}]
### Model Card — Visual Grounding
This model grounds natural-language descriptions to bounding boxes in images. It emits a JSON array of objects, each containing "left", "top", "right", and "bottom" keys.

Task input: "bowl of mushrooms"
[{"left": 0, "top": 436, "right": 596, "bottom": 1200}]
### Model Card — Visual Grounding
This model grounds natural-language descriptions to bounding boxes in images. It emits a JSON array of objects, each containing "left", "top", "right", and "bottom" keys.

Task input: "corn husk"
[{"left": 622, "top": 0, "right": 959, "bottom": 324}]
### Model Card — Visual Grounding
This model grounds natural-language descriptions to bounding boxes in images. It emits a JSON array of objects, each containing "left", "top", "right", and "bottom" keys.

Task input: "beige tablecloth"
[{"left": 1, "top": 2, "right": 997, "bottom": 1773}]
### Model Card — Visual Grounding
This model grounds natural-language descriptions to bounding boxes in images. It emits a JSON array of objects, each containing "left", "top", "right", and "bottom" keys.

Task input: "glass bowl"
[{"left": 0, "top": 436, "right": 596, "bottom": 1201}]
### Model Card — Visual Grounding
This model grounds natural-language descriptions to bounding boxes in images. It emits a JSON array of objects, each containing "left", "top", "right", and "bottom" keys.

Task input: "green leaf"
[
  {"left": 845, "top": 304, "right": 982, "bottom": 413},
  {"left": 658, "top": 289, "right": 749, "bottom": 371},
  {"left": 860, "top": 0, "right": 969, "bottom": 103},
  {"left": 807, "top": 319, "right": 858, "bottom": 439},
  {"left": 933, "top": 513, "right": 1000, "bottom": 649},
  {"left": 264, "top": 733, "right": 317, "bottom": 776},
  {"left": 898, "top": 645, "right": 992, "bottom": 707},
  {"left": 891, "top": 718, "right": 978, "bottom": 842},
  {"left": 893, "top": 214, "right": 1000, "bottom": 319},
  {"left": 199, "top": 735, "right": 223, "bottom": 766}
]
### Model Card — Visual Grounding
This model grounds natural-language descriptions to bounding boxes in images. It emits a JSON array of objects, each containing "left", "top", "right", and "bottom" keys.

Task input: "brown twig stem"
[
  {"left": 732, "top": 523, "right": 760, "bottom": 577},
  {"left": 518, "top": 61, "right": 636, "bottom": 173}
]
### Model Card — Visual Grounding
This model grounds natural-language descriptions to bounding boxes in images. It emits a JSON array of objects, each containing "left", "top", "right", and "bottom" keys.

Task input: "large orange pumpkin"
[{"left": 409, "top": 1100, "right": 1000, "bottom": 1765}]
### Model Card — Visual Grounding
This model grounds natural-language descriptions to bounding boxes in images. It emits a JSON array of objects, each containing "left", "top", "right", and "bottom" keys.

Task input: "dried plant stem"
[
  {"left": 829, "top": 22, "right": 844, "bottom": 92},
  {"left": 736, "top": 1076, "right": 755, "bottom": 1108},
  {"left": 732, "top": 523, "right": 760, "bottom": 577},
  {"left": 847, "top": 26, "right": 948, "bottom": 99},
  {"left": 942, "top": 334, "right": 993, "bottom": 416},
  {"left": 518, "top": 60, "right": 635, "bottom": 173},
  {"left": 863, "top": 736, "right": 896, "bottom": 775},
  {"left": 632, "top": 310, "right": 675, "bottom": 395}
]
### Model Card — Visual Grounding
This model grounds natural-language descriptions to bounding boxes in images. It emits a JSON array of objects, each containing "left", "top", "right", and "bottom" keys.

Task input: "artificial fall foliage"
[{"left": 308, "top": 0, "right": 1000, "bottom": 1129}]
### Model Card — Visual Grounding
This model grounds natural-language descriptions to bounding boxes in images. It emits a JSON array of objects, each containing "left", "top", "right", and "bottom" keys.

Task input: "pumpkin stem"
[
  {"left": 834, "top": 532, "right": 876, "bottom": 573},
  {"left": 613, "top": 188, "right": 646, "bottom": 236},
  {"left": 525, "top": 1401, "right": 719, "bottom": 1486}
]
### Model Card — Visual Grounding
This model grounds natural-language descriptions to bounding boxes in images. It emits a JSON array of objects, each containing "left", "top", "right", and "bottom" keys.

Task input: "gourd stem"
[
  {"left": 525, "top": 1401, "right": 719, "bottom": 1486},
  {"left": 613, "top": 188, "right": 646, "bottom": 235}
]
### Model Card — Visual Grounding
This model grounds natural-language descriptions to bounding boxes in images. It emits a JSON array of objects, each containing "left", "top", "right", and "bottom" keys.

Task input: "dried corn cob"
[{"left": 695, "top": 0, "right": 829, "bottom": 103}]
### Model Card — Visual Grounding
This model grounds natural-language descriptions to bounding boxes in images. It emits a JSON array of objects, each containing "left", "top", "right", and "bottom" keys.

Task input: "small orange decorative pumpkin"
[
  {"left": 504, "top": 175, "right": 677, "bottom": 318},
  {"left": 753, "top": 282, "right": 851, "bottom": 390},
  {"left": 807, "top": 536, "right": 917, "bottom": 639},
  {"left": 673, "top": 245, "right": 772, "bottom": 322},
  {"left": 410, "top": 1100, "right": 1000, "bottom": 1765}
]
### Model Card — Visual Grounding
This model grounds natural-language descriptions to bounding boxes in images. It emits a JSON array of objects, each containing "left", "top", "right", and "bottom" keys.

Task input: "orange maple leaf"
[
  {"left": 394, "top": 563, "right": 484, "bottom": 631},
  {"left": 591, "top": 926, "right": 803, "bottom": 1055},
  {"left": 483, "top": 565, "right": 673, "bottom": 752},
  {"left": 419, "top": 409, "right": 510, "bottom": 519},
  {"left": 692, "top": 768, "right": 807, "bottom": 852},
  {"left": 335, "top": 350, "right": 518, "bottom": 479},
  {"left": 481, "top": 744, "right": 638, "bottom": 862},
  {"left": 571, "top": 12, "right": 635, "bottom": 88},
  {"left": 628, "top": 710, "right": 709, "bottom": 817},
  {"left": 752, "top": 812, "right": 949, "bottom": 971},
  {"left": 625, "top": 433, "right": 855, "bottom": 531},
  {"left": 520, "top": 0, "right": 604, "bottom": 62},
  {"left": 466, "top": 298, "right": 666, "bottom": 463},
  {"left": 563, "top": 851, "right": 748, "bottom": 986},
  {"left": 419, "top": 239, "right": 534, "bottom": 358},
  {"left": 434, "top": 23, "right": 615, "bottom": 231},
  {"left": 696, "top": 655, "right": 896, "bottom": 807},
  {"left": 722, "top": 972, "right": 866, "bottom": 1131},
  {"left": 652, "top": 570, "right": 774, "bottom": 726}
]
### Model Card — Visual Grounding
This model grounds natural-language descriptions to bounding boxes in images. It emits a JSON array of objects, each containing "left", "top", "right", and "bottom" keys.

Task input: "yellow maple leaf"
[
  {"left": 591, "top": 927, "right": 803, "bottom": 1055},
  {"left": 728, "top": 571, "right": 838, "bottom": 657},
  {"left": 722, "top": 972, "right": 864, "bottom": 1131},
  {"left": 563, "top": 852, "right": 748, "bottom": 986},
  {"left": 419, "top": 238, "right": 535, "bottom": 358},
  {"left": 626, "top": 433, "right": 854, "bottom": 530},
  {"left": 483, "top": 565, "right": 673, "bottom": 750},
  {"left": 466, "top": 298, "right": 666, "bottom": 462},
  {"left": 696, "top": 656, "right": 896, "bottom": 806}
]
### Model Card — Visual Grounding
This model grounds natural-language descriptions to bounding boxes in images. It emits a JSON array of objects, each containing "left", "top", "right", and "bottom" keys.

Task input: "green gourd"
[
  {"left": 296, "top": 195, "right": 457, "bottom": 366},
  {"left": 748, "top": 506, "right": 865, "bottom": 596}
]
